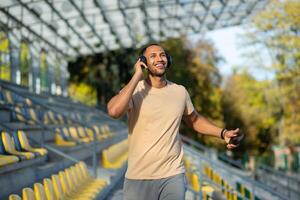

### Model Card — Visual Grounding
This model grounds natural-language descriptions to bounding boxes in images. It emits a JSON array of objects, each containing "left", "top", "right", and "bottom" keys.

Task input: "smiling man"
[{"left": 107, "top": 43, "right": 241, "bottom": 200}]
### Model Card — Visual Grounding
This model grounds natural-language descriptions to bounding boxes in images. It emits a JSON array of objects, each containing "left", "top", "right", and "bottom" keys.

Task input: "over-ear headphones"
[{"left": 139, "top": 43, "right": 172, "bottom": 68}]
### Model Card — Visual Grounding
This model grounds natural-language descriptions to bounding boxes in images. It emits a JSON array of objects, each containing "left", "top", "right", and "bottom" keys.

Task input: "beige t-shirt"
[{"left": 125, "top": 80, "right": 195, "bottom": 179}]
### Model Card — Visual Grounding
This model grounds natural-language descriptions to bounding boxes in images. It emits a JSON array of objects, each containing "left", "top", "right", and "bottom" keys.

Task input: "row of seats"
[
  {"left": 8, "top": 161, "right": 107, "bottom": 200},
  {"left": 11, "top": 105, "right": 72, "bottom": 125},
  {"left": 0, "top": 88, "right": 85, "bottom": 125},
  {"left": 0, "top": 88, "right": 33, "bottom": 106},
  {"left": 202, "top": 164, "right": 262, "bottom": 200},
  {"left": 0, "top": 131, "right": 47, "bottom": 167},
  {"left": 55, "top": 124, "right": 114, "bottom": 147},
  {"left": 183, "top": 156, "right": 215, "bottom": 200},
  {"left": 202, "top": 164, "right": 237, "bottom": 199},
  {"left": 102, "top": 139, "right": 128, "bottom": 169}
]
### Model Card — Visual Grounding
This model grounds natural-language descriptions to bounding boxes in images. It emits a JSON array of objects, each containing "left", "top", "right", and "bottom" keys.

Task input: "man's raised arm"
[{"left": 107, "top": 59, "right": 146, "bottom": 119}]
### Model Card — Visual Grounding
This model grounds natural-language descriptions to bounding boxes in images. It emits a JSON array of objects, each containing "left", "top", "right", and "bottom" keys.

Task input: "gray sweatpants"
[{"left": 123, "top": 173, "right": 186, "bottom": 200}]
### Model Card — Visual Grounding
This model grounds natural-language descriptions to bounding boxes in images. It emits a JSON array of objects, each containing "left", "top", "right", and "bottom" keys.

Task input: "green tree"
[
  {"left": 222, "top": 71, "right": 278, "bottom": 156},
  {"left": 245, "top": 0, "right": 300, "bottom": 144}
]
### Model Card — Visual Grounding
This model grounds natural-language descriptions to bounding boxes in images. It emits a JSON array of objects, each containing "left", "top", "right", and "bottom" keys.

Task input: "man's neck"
[{"left": 146, "top": 76, "right": 167, "bottom": 88}]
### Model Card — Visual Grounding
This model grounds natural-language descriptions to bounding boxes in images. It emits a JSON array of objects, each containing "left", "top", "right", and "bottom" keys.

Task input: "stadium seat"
[
  {"left": 2, "top": 90, "right": 14, "bottom": 104},
  {"left": 22, "top": 187, "right": 35, "bottom": 200},
  {"left": 92, "top": 125, "right": 106, "bottom": 140},
  {"left": 64, "top": 168, "right": 97, "bottom": 199},
  {"left": 27, "top": 108, "right": 40, "bottom": 122},
  {"left": 43, "top": 178, "right": 57, "bottom": 200},
  {"left": 202, "top": 185, "right": 214, "bottom": 200},
  {"left": 17, "top": 130, "right": 47, "bottom": 156},
  {"left": 9, "top": 194, "right": 22, "bottom": 200},
  {"left": 43, "top": 111, "right": 58, "bottom": 125},
  {"left": 51, "top": 174, "right": 64, "bottom": 200},
  {"left": 102, "top": 139, "right": 128, "bottom": 169},
  {"left": 34, "top": 182, "right": 47, "bottom": 200},
  {"left": 0, "top": 154, "right": 19, "bottom": 167},
  {"left": 13, "top": 106, "right": 27, "bottom": 123},
  {"left": 1, "top": 132, "right": 35, "bottom": 160},
  {"left": 68, "top": 127, "right": 91, "bottom": 143},
  {"left": 58, "top": 171, "right": 73, "bottom": 196},
  {"left": 77, "top": 126, "right": 93, "bottom": 141},
  {"left": 101, "top": 124, "right": 113, "bottom": 138},
  {"left": 55, "top": 128, "right": 77, "bottom": 146},
  {"left": 77, "top": 162, "right": 106, "bottom": 188}
]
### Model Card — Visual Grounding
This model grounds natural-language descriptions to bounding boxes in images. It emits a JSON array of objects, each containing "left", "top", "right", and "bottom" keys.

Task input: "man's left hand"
[{"left": 224, "top": 128, "right": 241, "bottom": 150}]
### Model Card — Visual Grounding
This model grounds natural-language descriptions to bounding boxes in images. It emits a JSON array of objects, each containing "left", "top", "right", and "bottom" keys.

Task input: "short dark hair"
[{"left": 139, "top": 43, "right": 162, "bottom": 56}]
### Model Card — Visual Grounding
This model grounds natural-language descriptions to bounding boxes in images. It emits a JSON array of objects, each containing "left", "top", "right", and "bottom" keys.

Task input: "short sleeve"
[{"left": 183, "top": 89, "right": 195, "bottom": 115}]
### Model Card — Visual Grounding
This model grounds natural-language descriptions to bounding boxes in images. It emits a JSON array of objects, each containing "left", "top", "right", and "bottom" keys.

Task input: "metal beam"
[
  {"left": 93, "top": 0, "right": 124, "bottom": 48},
  {"left": 118, "top": 0, "right": 136, "bottom": 47},
  {"left": 0, "top": 7, "right": 67, "bottom": 56},
  {"left": 141, "top": 0, "right": 154, "bottom": 42},
  {"left": 14, "top": 0, "right": 80, "bottom": 56},
  {"left": 44, "top": 0, "right": 96, "bottom": 55},
  {"left": 69, "top": 0, "right": 108, "bottom": 51}
]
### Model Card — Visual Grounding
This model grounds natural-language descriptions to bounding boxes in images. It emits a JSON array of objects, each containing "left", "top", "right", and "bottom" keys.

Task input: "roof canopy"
[{"left": 0, "top": 0, "right": 269, "bottom": 58}]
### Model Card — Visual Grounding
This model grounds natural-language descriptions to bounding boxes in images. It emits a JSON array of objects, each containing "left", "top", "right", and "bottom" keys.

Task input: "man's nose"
[{"left": 157, "top": 55, "right": 164, "bottom": 62}]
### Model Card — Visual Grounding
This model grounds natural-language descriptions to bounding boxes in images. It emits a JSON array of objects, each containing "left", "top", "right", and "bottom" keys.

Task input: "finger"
[
  {"left": 227, "top": 144, "right": 238, "bottom": 149},
  {"left": 233, "top": 128, "right": 240, "bottom": 134},
  {"left": 140, "top": 62, "right": 147, "bottom": 69},
  {"left": 226, "top": 131, "right": 238, "bottom": 138}
]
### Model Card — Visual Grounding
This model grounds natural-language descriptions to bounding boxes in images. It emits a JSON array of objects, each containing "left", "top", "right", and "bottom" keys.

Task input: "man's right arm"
[{"left": 107, "top": 59, "right": 146, "bottom": 119}]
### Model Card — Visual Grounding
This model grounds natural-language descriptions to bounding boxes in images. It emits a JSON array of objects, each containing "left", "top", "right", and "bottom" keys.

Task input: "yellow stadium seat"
[
  {"left": 58, "top": 171, "right": 71, "bottom": 196},
  {"left": 14, "top": 106, "right": 27, "bottom": 123},
  {"left": 202, "top": 185, "right": 214, "bottom": 200},
  {"left": 28, "top": 108, "right": 39, "bottom": 122},
  {"left": 22, "top": 187, "right": 35, "bottom": 200},
  {"left": 9, "top": 194, "right": 21, "bottom": 200},
  {"left": 68, "top": 127, "right": 90, "bottom": 143},
  {"left": 55, "top": 128, "right": 77, "bottom": 147},
  {"left": 77, "top": 162, "right": 106, "bottom": 187},
  {"left": 102, "top": 139, "right": 128, "bottom": 169},
  {"left": 56, "top": 114, "right": 65, "bottom": 124},
  {"left": 64, "top": 168, "right": 97, "bottom": 199},
  {"left": 92, "top": 126, "right": 106, "bottom": 140},
  {"left": 1, "top": 132, "right": 35, "bottom": 160},
  {"left": 3, "top": 90, "right": 14, "bottom": 104},
  {"left": 25, "top": 98, "right": 33, "bottom": 106},
  {"left": 51, "top": 175, "right": 64, "bottom": 200},
  {"left": 77, "top": 127, "right": 93, "bottom": 141},
  {"left": 34, "top": 182, "right": 47, "bottom": 200},
  {"left": 0, "top": 154, "right": 19, "bottom": 166},
  {"left": 18, "top": 130, "right": 47, "bottom": 156},
  {"left": 101, "top": 124, "right": 113, "bottom": 138},
  {"left": 43, "top": 178, "right": 57, "bottom": 200}
]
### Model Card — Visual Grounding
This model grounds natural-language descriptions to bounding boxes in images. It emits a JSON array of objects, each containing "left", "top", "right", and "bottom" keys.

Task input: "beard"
[{"left": 147, "top": 64, "right": 167, "bottom": 77}]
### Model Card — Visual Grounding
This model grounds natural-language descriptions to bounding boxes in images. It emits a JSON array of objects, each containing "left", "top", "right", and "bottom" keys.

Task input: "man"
[{"left": 107, "top": 44, "right": 240, "bottom": 200}]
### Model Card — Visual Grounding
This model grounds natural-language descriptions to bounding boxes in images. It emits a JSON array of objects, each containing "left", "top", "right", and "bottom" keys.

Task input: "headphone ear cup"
[
  {"left": 166, "top": 54, "right": 172, "bottom": 68},
  {"left": 139, "top": 55, "right": 147, "bottom": 65}
]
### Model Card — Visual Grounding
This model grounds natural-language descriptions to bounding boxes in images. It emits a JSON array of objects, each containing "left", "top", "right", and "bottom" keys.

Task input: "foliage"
[
  {"left": 68, "top": 82, "right": 97, "bottom": 106},
  {"left": 245, "top": 0, "right": 300, "bottom": 145},
  {"left": 222, "top": 71, "right": 278, "bottom": 156}
]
